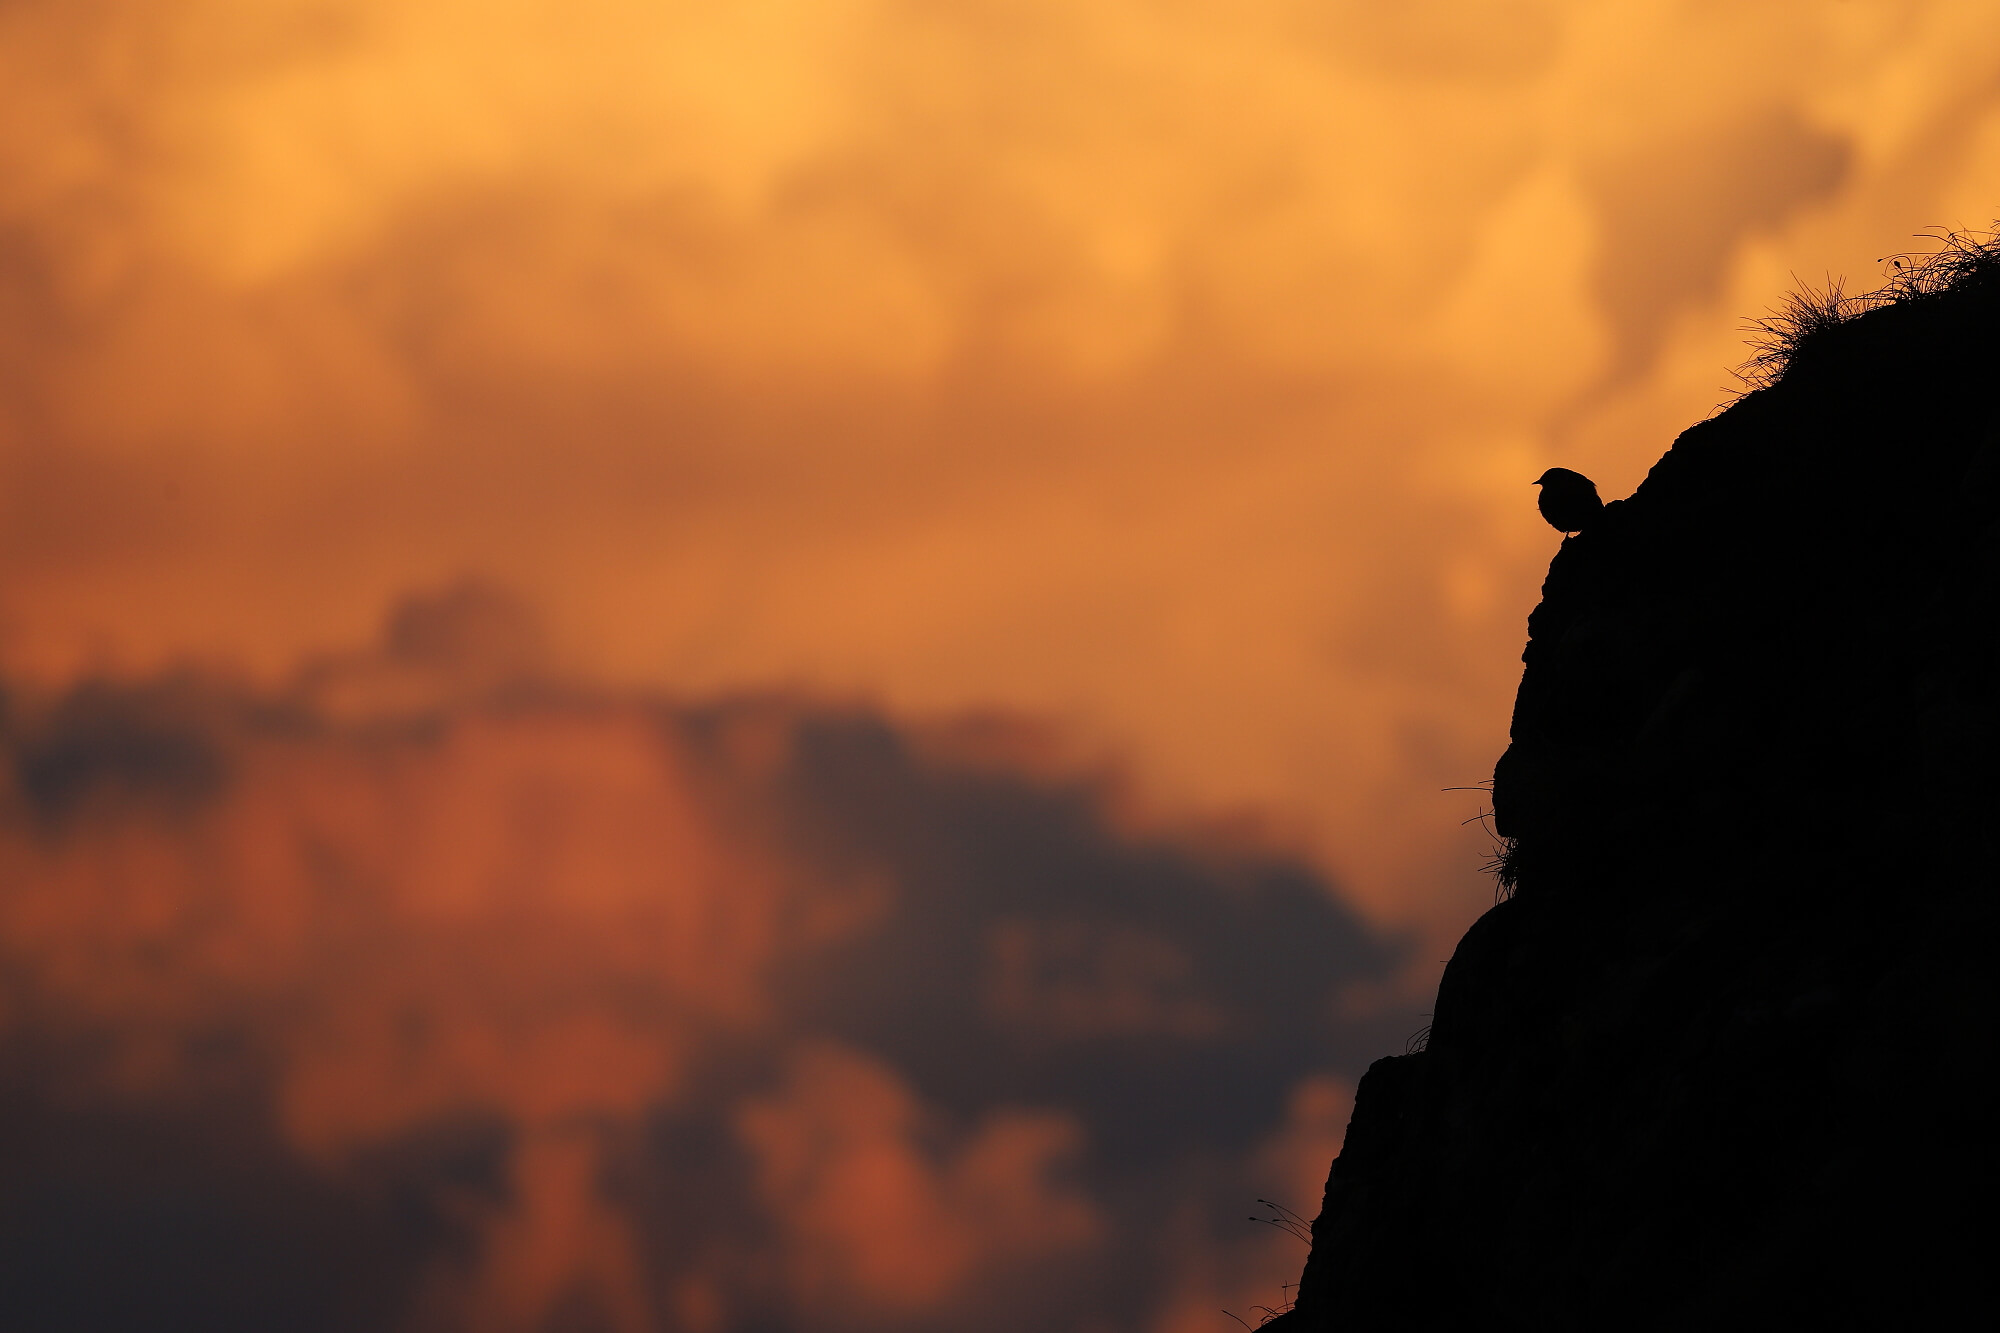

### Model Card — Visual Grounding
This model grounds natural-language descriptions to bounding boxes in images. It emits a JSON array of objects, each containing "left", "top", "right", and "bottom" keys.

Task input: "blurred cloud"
[
  {"left": 0, "top": 584, "right": 1404, "bottom": 1330},
  {"left": 3, "top": 0, "right": 1997, "bottom": 942},
  {"left": 736, "top": 1043, "right": 1098, "bottom": 1316},
  {"left": 1582, "top": 103, "right": 1852, "bottom": 392}
]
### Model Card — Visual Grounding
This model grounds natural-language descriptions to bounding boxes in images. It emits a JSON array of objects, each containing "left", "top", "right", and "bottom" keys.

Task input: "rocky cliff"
[{"left": 1272, "top": 238, "right": 2000, "bottom": 1329}]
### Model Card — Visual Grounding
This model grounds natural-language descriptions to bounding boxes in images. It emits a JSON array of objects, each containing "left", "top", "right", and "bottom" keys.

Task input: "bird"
[{"left": 1533, "top": 467, "right": 1603, "bottom": 535}]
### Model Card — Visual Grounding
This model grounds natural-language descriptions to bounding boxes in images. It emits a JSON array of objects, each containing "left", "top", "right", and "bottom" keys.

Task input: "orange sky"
[
  {"left": 4, "top": 3, "right": 2000, "bottom": 1329},
  {"left": 5, "top": 0, "right": 1999, "bottom": 933}
]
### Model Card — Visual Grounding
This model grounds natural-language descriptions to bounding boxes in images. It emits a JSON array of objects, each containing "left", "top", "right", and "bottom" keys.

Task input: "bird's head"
[{"left": 1533, "top": 468, "right": 1565, "bottom": 487}]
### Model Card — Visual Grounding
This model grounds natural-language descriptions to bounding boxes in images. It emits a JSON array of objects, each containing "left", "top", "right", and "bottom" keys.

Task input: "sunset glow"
[{"left": 3, "top": 2, "right": 1997, "bottom": 1328}]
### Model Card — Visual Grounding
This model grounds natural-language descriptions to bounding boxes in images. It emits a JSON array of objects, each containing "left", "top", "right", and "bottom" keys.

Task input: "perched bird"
[{"left": 1534, "top": 467, "right": 1603, "bottom": 535}]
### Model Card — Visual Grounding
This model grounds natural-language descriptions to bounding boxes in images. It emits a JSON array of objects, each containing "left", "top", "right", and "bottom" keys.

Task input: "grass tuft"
[
  {"left": 1730, "top": 223, "right": 2000, "bottom": 396},
  {"left": 1449, "top": 781, "right": 1519, "bottom": 903},
  {"left": 1222, "top": 1201, "right": 1312, "bottom": 1327}
]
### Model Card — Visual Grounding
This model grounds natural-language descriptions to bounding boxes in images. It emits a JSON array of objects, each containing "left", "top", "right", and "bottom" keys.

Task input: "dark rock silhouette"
[
  {"left": 1270, "top": 235, "right": 2000, "bottom": 1330},
  {"left": 1532, "top": 466, "right": 1603, "bottom": 534}
]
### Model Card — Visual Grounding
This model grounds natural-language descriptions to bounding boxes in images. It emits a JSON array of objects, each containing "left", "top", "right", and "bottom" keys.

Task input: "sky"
[{"left": 2, "top": 2, "right": 1998, "bottom": 1330}]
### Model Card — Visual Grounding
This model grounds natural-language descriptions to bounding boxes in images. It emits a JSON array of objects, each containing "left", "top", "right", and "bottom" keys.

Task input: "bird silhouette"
[{"left": 1534, "top": 468, "right": 1603, "bottom": 535}]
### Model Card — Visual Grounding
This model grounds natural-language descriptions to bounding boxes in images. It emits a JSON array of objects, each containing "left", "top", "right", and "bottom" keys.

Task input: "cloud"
[
  {"left": 0, "top": 585, "right": 1405, "bottom": 1330},
  {"left": 5, "top": 0, "right": 1999, "bottom": 949},
  {"left": 1582, "top": 103, "right": 1853, "bottom": 390},
  {"left": 736, "top": 1043, "right": 1099, "bottom": 1317}
]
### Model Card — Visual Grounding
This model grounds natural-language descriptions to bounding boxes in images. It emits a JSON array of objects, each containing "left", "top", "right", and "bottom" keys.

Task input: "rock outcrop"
[{"left": 1272, "top": 243, "right": 2000, "bottom": 1329}]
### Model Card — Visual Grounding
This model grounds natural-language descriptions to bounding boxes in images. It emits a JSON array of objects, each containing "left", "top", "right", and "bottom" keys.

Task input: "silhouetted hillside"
[{"left": 1272, "top": 232, "right": 2000, "bottom": 1330}]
